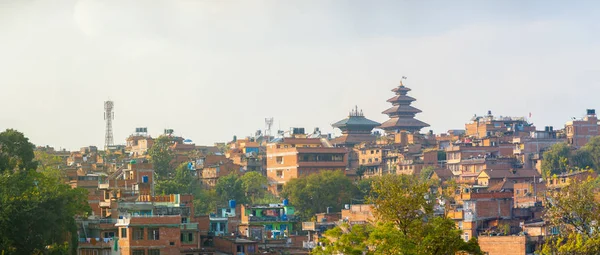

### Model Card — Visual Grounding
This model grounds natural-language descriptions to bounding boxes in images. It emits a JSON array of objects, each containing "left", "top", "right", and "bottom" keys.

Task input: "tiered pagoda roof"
[
  {"left": 331, "top": 106, "right": 380, "bottom": 146},
  {"left": 379, "top": 80, "right": 429, "bottom": 133}
]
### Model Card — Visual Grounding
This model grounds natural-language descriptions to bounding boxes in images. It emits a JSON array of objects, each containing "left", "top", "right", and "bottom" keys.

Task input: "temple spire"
[{"left": 379, "top": 78, "right": 429, "bottom": 133}]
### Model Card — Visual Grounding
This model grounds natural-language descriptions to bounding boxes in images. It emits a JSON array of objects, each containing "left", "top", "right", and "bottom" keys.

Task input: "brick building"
[
  {"left": 565, "top": 109, "right": 599, "bottom": 148},
  {"left": 266, "top": 136, "right": 347, "bottom": 195}
]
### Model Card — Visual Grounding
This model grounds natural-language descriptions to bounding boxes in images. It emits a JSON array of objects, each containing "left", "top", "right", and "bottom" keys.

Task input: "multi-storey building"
[
  {"left": 239, "top": 203, "right": 297, "bottom": 240},
  {"left": 565, "top": 109, "right": 599, "bottom": 148},
  {"left": 465, "top": 111, "right": 535, "bottom": 139},
  {"left": 266, "top": 136, "right": 347, "bottom": 195}
]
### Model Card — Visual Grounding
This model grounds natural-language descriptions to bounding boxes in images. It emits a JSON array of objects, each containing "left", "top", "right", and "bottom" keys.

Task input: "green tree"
[
  {"left": 0, "top": 129, "right": 90, "bottom": 255},
  {"left": 215, "top": 173, "right": 245, "bottom": 204},
  {"left": 540, "top": 177, "right": 600, "bottom": 254},
  {"left": 571, "top": 149, "right": 594, "bottom": 171},
  {"left": 239, "top": 171, "right": 268, "bottom": 204},
  {"left": 314, "top": 174, "right": 482, "bottom": 255},
  {"left": 368, "top": 174, "right": 432, "bottom": 236},
  {"left": 281, "top": 171, "right": 358, "bottom": 221},
  {"left": 148, "top": 135, "right": 175, "bottom": 179},
  {"left": 541, "top": 143, "right": 571, "bottom": 177},
  {"left": 313, "top": 223, "right": 371, "bottom": 255},
  {"left": 193, "top": 189, "right": 219, "bottom": 215},
  {"left": 0, "top": 129, "right": 37, "bottom": 173},
  {"left": 581, "top": 136, "right": 600, "bottom": 170},
  {"left": 420, "top": 166, "right": 436, "bottom": 183}
]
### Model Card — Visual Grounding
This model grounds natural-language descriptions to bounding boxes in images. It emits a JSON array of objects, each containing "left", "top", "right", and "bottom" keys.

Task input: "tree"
[
  {"left": 420, "top": 166, "right": 436, "bottom": 183},
  {"left": 148, "top": 135, "right": 175, "bottom": 179},
  {"left": 570, "top": 149, "right": 594, "bottom": 171},
  {"left": 215, "top": 173, "right": 245, "bottom": 204},
  {"left": 541, "top": 143, "right": 571, "bottom": 177},
  {"left": 0, "top": 129, "right": 37, "bottom": 174},
  {"left": 316, "top": 174, "right": 482, "bottom": 255},
  {"left": 368, "top": 174, "right": 432, "bottom": 236},
  {"left": 313, "top": 223, "right": 372, "bottom": 255},
  {"left": 281, "top": 171, "right": 358, "bottom": 221},
  {"left": 0, "top": 129, "right": 90, "bottom": 255},
  {"left": 582, "top": 136, "right": 600, "bottom": 171},
  {"left": 239, "top": 172, "right": 268, "bottom": 204},
  {"left": 540, "top": 177, "right": 600, "bottom": 254}
]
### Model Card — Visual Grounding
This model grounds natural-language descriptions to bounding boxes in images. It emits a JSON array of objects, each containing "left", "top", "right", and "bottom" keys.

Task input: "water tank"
[
  {"left": 282, "top": 199, "right": 289, "bottom": 206},
  {"left": 130, "top": 160, "right": 137, "bottom": 164},
  {"left": 142, "top": 176, "right": 149, "bottom": 183},
  {"left": 344, "top": 204, "right": 350, "bottom": 210},
  {"left": 229, "top": 200, "right": 236, "bottom": 209}
]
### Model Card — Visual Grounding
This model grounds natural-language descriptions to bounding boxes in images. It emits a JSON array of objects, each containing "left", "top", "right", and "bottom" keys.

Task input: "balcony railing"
[
  {"left": 248, "top": 215, "right": 297, "bottom": 222},
  {"left": 180, "top": 223, "right": 198, "bottom": 230}
]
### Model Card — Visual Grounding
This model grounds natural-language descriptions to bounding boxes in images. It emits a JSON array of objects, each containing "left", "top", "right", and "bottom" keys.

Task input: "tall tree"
[
  {"left": 215, "top": 173, "right": 245, "bottom": 204},
  {"left": 0, "top": 129, "right": 37, "bottom": 173},
  {"left": 540, "top": 177, "right": 600, "bottom": 254},
  {"left": 316, "top": 174, "right": 482, "bottom": 255},
  {"left": 148, "top": 135, "right": 175, "bottom": 179},
  {"left": 581, "top": 136, "right": 600, "bottom": 171},
  {"left": 239, "top": 171, "right": 268, "bottom": 204},
  {"left": 541, "top": 143, "right": 571, "bottom": 177},
  {"left": 0, "top": 129, "right": 90, "bottom": 255},
  {"left": 281, "top": 170, "right": 358, "bottom": 221}
]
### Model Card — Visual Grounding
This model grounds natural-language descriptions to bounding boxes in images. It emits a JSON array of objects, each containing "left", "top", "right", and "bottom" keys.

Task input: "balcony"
[
  {"left": 78, "top": 238, "right": 114, "bottom": 248},
  {"left": 297, "top": 161, "right": 346, "bottom": 168},
  {"left": 248, "top": 215, "right": 297, "bottom": 223},
  {"left": 180, "top": 223, "right": 198, "bottom": 230},
  {"left": 447, "top": 210, "right": 464, "bottom": 220},
  {"left": 302, "top": 222, "right": 316, "bottom": 231}
]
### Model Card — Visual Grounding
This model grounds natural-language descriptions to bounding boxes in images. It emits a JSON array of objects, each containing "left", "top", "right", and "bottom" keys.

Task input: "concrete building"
[
  {"left": 465, "top": 111, "right": 535, "bottom": 139},
  {"left": 239, "top": 203, "right": 297, "bottom": 241},
  {"left": 565, "top": 109, "right": 599, "bottom": 148}
]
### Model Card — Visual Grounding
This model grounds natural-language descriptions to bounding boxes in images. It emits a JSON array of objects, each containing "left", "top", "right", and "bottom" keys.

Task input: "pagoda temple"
[
  {"left": 331, "top": 106, "right": 381, "bottom": 146},
  {"left": 379, "top": 80, "right": 429, "bottom": 133}
]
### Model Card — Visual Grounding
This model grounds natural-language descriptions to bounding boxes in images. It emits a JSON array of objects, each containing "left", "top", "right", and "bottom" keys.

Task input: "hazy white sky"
[{"left": 1, "top": 0, "right": 600, "bottom": 150}]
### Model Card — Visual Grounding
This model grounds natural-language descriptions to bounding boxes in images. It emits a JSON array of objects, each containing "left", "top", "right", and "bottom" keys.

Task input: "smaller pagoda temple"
[
  {"left": 331, "top": 106, "right": 381, "bottom": 147},
  {"left": 379, "top": 79, "right": 429, "bottom": 133}
]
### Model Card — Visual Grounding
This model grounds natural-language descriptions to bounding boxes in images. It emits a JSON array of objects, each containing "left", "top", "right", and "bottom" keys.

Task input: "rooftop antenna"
[
  {"left": 265, "top": 117, "right": 274, "bottom": 139},
  {"left": 104, "top": 100, "right": 114, "bottom": 150}
]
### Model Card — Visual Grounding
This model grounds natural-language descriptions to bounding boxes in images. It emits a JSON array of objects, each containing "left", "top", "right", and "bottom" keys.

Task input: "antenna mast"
[
  {"left": 265, "top": 117, "right": 274, "bottom": 140},
  {"left": 104, "top": 101, "right": 114, "bottom": 149}
]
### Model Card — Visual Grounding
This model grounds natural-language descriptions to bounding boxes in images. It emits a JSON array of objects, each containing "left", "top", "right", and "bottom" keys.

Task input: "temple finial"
[{"left": 400, "top": 76, "right": 407, "bottom": 86}]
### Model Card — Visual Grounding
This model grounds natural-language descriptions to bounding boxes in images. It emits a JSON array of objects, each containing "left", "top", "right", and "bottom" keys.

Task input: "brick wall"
[{"left": 478, "top": 236, "right": 526, "bottom": 255}]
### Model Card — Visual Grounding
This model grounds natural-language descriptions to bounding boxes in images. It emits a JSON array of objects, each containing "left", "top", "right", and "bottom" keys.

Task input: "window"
[
  {"left": 361, "top": 159, "right": 365, "bottom": 164},
  {"left": 276, "top": 156, "right": 284, "bottom": 164},
  {"left": 132, "top": 250, "right": 145, "bottom": 255},
  {"left": 370, "top": 150, "right": 374, "bottom": 154},
  {"left": 148, "top": 250, "right": 160, "bottom": 255},
  {"left": 133, "top": 228, "right": 144, "bottom": 240},
  {"left": 181, "top": 232, "right": 194, "bottom": 243},
  {"left": 104, "top": 232, "right": 115, "bottom": 238},
  {"left": 148, "top": 228, "right": 160, "bottom": 240},
  {"left": 276, "top": 170, "right": 283, "bottom": 178},
  {"left": 276, "top": 145, "right": 281, "bottom": 149},
  {"left": 181, "top": 217, "right": 188, "bottom": 223},
  {"left": 121, "top": 228, "right": 127, "bottom": 238}
]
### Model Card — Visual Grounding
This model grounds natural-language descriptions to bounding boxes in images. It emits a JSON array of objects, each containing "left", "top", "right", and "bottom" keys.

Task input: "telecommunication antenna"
[
  {"left": 104, "top": 101, "right": 114, "bottom": 149},
  {"left": 265, "top": 117, "right": 274, "bottom": 139}
]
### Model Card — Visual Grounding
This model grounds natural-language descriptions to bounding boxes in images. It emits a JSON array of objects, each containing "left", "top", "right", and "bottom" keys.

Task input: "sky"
[{"left": 1, "top": 0, "right": 600, "bottom": 150}]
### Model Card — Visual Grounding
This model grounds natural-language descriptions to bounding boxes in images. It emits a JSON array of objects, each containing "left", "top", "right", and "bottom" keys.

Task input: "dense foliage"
[
  {"left": 540, "top": 177, "right": 600, "bottom": 254},
  {"left": 280, "top": 170, "right": 364, "bottom": 221},
  {"left": 0, "top": 129, "right": 90, "bottom": 255},
  {"left": 313, "top": 174, "right": 482, "bottom": 255},
  {"left": 541, "top": 138, "right": 600, "bottom": 177},
  {"left": 148, "top": 135, "right": 175, "bottom": 178}
]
